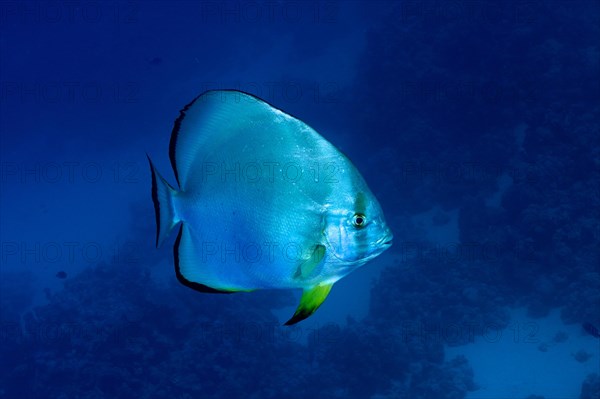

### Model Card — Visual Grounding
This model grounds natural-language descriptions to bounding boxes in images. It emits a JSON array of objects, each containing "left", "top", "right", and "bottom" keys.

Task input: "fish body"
[{"left": 149, "top": 90, "right": 392, "bottom": 324}]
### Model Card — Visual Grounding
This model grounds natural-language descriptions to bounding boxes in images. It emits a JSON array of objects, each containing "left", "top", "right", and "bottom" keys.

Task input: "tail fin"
[{"left": 147, "top": 154, "right": 179, "bottom": 248}]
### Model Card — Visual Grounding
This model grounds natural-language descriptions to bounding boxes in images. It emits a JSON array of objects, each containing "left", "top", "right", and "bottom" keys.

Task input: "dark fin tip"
[
  {"left": 284, "top": 310, "right": 313, "bottom": 326},
  {"left": 172, "top": 225, "right": 235, "bottom": 295}
]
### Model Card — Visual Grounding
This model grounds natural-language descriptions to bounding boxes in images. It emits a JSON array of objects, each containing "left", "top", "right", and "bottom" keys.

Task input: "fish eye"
[{"left": 352, "top": 213, "right": 367, "bottom": 228}]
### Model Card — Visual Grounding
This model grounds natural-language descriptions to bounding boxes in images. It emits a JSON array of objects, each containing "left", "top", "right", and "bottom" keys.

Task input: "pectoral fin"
[
  {"left": 284, "top": 283, "right": 333, "bottom": 326},
  {"left": 293, "top": 244, "right": 326, "bottom": 279}
]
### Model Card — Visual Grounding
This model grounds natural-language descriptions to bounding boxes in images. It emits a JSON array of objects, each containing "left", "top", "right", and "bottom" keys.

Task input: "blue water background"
[{"left": 1, "top": 1, "right": 599, "bottom": 398}]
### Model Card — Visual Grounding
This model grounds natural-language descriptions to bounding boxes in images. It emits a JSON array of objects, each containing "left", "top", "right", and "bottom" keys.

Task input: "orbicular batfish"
[{"left": 148, "top": 90, "right": 392, "bottom": 325}]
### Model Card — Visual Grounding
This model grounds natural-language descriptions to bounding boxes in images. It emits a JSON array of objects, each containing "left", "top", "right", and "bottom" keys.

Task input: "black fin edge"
[
  {"left": 169, "top": 94, "right": 201, "bottom": 188},
  {"left": 147, "top": 154, "right": 161, "bottom": 248},
  {"left": 173, "top": 225, "right": 234, "bottom": 294},
  {"left": 284, "top": 309, "right": 314, "bottom": 326}
]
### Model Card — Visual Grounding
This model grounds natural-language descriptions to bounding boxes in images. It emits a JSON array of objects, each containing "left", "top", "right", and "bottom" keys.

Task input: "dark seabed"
[{"left": 1, "top": 1, "right": 599, "bottom": 398}]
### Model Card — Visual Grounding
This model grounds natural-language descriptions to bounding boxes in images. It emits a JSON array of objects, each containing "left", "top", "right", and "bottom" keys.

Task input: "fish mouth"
[
  {"left": 326, "top": 228, "right": 394, "bottom": 265},
  {"left": 364, "top": 231, "right": 393, "bottom": 260},
  {"left": 376, "top": 230, "right": 394, "bottom": 247}
]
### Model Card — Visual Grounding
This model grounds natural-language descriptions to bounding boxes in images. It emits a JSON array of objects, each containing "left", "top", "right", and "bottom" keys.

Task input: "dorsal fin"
[{"left": 169, "top": 90, "right": 294, "bottom": 190}]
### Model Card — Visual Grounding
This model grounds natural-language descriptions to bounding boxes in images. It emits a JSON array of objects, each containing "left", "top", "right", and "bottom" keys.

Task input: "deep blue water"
[{"left": 1, "top": 1, "right": 599, "bottom": 398}]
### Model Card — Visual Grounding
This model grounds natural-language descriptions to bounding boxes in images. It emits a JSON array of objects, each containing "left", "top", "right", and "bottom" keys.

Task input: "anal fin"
[
  {"left": 284, "top": 283, "right": 333, "bottom": 326},
  {"left": 174, "top": 224, "right": 252, "bottom": 294}
]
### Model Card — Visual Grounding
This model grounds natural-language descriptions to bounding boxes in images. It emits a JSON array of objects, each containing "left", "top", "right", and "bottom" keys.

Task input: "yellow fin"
[{"left": 284, "top": 283, "right": 333, "bottom": 326}]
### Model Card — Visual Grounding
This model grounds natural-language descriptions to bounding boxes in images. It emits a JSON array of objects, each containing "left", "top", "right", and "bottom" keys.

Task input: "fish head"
[{"left": 323, "top": 189, "right": 393, "bottom": 268}]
